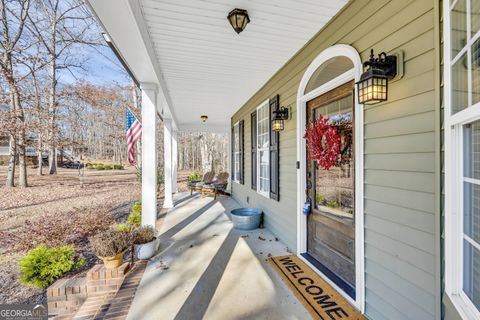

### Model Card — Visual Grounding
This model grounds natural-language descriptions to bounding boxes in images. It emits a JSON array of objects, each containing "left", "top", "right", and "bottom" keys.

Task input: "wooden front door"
[{"left": 305, "top": 80, "right": 356, "bottom": 297}]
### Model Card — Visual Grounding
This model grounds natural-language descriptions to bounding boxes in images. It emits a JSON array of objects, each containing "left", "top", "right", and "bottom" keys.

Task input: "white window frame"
[
  {"left": 256, "top": 100, "right": 270, "bottom": 198},
  {"left": 445, "top": 1, "right": 480, "bottom": 319},
  {"left": 232, "top": 121, "right": 240, "bottom": 183},
  {"left": 296, "top": 44, "right": 364, "bottom": 312}
]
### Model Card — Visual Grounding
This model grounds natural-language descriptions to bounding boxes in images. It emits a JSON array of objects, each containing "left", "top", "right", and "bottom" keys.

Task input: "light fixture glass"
[
  {"left": 227, "top": 8, "right": 250, "bottom": 34},
  {"left": 357, "top": 69, "right": 388, "bottom": 104},
  {"left": 356, "top": 49, "right": 397, "bottom": 105},
  {"left": 271, "top": 107, "right": 289, "bottom": 132},
  {"left": 272, "top": 119, "right": 284, "bottom": 131}
]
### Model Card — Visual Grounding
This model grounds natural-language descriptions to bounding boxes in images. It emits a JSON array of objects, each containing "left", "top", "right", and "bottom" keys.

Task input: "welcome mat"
[{"left": 268, "top": 255, "right": 366, "bottom": 320}]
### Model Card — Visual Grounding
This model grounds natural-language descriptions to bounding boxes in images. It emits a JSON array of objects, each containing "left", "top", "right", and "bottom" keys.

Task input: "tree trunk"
[
  {"left": 17, "top": 131, "right": 27, "bottom": 187},
  {"left": 37, "top": 150, "right": 43, "bottom": 175},
  {"left": 48, "top": 23, "right": 57, "bottom": 175},
  {"left": 6, "top": 135, "right": 16, "bottom": 187}
]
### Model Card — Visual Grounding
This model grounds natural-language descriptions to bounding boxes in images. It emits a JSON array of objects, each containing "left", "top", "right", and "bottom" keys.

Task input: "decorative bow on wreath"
[{"left": 304, "top": 115, "right": 341, "bottom": 170}]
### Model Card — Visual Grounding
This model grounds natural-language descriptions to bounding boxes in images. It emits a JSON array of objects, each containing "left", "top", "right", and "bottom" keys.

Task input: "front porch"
[{"left": 128, "top": 192, "right": 310, "bottom": 319}]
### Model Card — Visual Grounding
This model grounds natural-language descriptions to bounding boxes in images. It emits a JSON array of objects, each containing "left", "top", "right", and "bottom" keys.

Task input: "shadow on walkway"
[
  {"left": 174, "top": 228, "right": 239, "bottom": 320},
  {"left": 159, "top": 198, "right": 218, "bottom": 243}
]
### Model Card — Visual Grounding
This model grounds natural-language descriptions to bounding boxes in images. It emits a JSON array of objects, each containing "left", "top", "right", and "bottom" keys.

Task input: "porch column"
[
  {"left": 163, "top": 118, "right": 174, "bottom": 208},
  {"left": 140, "top": 83, "right": 158, "bottom": 228},
  {"left": 226, "top": 127, "right": 232, "bottom": 192},
  {"left": 172, "top": 130, "right": 178, "bottom": 193}
]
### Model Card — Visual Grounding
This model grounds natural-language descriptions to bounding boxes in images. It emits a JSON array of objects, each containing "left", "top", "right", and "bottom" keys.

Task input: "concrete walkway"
[{"left": 127, "top": 193, "right": 311, "bottom": 320}]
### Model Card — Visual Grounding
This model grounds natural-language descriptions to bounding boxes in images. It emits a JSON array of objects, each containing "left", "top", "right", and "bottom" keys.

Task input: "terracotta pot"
[{"left": 99, "top": 251, "right": 125, "bottom": 269}]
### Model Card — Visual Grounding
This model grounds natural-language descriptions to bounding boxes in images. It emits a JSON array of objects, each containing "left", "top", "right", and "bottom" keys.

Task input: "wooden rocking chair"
[
  {"left": 201, "top": 172, "right": 229, "bottom": 199},
  {"left": 190, "top": 171, "right": 215, "bottom": 195}
]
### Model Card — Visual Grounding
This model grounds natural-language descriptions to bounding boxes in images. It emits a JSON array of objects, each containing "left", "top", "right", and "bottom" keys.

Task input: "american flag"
[{"left": 125, "top": 109, "right": 142, "bottom": 165}]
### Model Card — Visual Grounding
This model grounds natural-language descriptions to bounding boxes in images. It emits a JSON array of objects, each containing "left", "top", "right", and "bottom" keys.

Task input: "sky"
[{"left": 58, "top": 43, "right": 132, "bottom": 87}]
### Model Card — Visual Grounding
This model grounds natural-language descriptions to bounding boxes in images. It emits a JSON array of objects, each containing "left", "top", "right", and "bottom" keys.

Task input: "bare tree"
[
  {"left": 28, "top": 0, "right": 99, "bottom": 174},
  {"left": 0, "top": 0, "right": 31, "bottom": 187}
]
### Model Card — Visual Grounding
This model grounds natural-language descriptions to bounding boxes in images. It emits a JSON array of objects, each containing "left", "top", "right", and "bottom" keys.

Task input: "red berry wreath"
[{"left": 304, "top": 115, "right": 341, "bottom": 170}]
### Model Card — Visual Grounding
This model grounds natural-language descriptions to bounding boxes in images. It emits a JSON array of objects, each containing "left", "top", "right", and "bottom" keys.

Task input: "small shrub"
[
  {"left": 89, "top": 229, "right": 130, "bottom": 257},
  {"left": 188, "top": 171, "right": 202, "bottom": 182},
  {"left": 19, "top": 245, "right": 85, "bottom": 288},
  {"left": 86, "top": 164, "right": 94, "bottom": 170},
  {"left": 127, "top": 201, "right": 142, "bottom": 226},
  {"left": 116, "top": 224, "right": 130, "bottom": 232},
  {"left": 0, "top": 160, "right": 5, "bottom": 166},
  {"left": 113, "top": 164, "right": 124, "bottom": 170},
  {"left": 103, "top": 164, "right": 113, "bottom": 170},
  {"left": 133, "top": 226, "right": 156, "bottom": 245},
  {"left": 95, "top": 164, "right": 105, "bottom": 171},
  {"left": 316, "top": 194, "right": 325, "bottom": 205},
  {"left": 326, "top": 200, "right": 340, "bottom": 209}
]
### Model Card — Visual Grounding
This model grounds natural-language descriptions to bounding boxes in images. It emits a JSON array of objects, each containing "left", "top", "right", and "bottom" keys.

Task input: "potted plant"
[
  {"left": 89, "top": 229, "right": 130, "bottom": 268},
  {"left": 133, "top": 226, "right": 159, "bottom": 260},
  {"left": 187, "top": 171, "right": 202, "bottom": 187}
]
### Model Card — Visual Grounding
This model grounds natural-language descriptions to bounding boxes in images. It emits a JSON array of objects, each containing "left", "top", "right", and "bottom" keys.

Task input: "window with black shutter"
[
  {"left": 239, "top": 120, "right": 244, "bottom": 184},
  {"left": 251, "top": 112, "right": 257, "bottom": 190},
  {"left": 269, "top": 95, "right": 280, "bottom": 201}
]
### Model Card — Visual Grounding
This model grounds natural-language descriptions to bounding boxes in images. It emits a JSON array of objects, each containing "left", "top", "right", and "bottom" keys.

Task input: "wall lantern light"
[
  {"left": 227, "top": 8, "right": 250, "bottom": 34},
  {"left": 272, "top": 107, "right": 289, "bottom": 132},
  {"left": 201, "top": 115, "right": 208, "bottom": 122},
  {"left": 356, "top": 49, "right": 397, "bottom": 105}
]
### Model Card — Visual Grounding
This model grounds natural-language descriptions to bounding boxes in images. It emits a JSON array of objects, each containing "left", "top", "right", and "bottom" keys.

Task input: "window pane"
[
  {"left": 451, "top": 0, "right": 467, "bottom": 57},
  {"left": 305, "top": 56, "right": 354, "bottom": 94},
  {"left": 452, "top": 53, "right": 469, "bottom": 114},
  {"left": 464, "top": 182, "right": 480, "bottom": 243},
  {"left": 259, "top": 150, "right": 269, "bottom": 193},
  {"left": 472, "top": 0, "right": 480, "bottom": 37},
  {"left": 463, "top": 121, "right": 480, "bottom": 179},
  {"left": 463, "top": 239, "right": 480, "bottom": 310},
  {"left": 472, "top": 38, "right": 480, "bottom": 105}
]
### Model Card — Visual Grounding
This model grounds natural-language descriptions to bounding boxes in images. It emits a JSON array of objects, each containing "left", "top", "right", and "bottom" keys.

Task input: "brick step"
[
  {"left": 48, "top": 263, "right": 132, "bottom": 318},
  {"left": 102, "top": 261, "right": 148, "bottom": 320}
]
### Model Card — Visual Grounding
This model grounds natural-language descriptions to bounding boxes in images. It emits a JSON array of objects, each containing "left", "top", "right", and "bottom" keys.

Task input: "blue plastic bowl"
[{"left": 230, "top": 208, "right": 263, "bottom": 230}]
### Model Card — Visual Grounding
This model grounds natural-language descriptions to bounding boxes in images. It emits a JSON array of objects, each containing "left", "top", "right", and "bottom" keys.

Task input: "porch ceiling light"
[
  {"left": 356, "top": 49, "right": 397, "bottom": 105},
  {"left": 272, "top": 107, "right": 289, "bottom": 132},
  {"left": 201, "top": 115, "right": 208, "bottom": 122},
  {"left": 227, "top": 8, "right": 250, "bottom": 34}
]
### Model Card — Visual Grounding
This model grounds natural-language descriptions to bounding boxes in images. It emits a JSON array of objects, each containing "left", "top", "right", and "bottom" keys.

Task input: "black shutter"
[
  {"left": 269, "top": 95, "right": 280, "bottom": 201},
  {"left": 239, "top": 120, "right": 245, "bottom": 184},
  {"left": 251, "top": 111, "right": 257, "bottom": 190},
  {"left": 231, "top": 125, "right": 235, "bottom": 180}
]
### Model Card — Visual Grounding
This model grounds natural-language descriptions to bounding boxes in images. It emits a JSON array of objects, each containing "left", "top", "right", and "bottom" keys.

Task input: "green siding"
[{"left": 231, "top": 0, "right": 441, "bottom": 319}]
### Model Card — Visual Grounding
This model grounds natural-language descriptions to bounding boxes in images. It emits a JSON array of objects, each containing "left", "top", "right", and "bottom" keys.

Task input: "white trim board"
[
  {"left": 444, "top": 0, "right": 480, "bottom": 319},
  {"left": 295, "top": 44, "right": 365, "bottom": 313},
  {"left": 256, "top": 99, "right": 271, "bottom": 199}
]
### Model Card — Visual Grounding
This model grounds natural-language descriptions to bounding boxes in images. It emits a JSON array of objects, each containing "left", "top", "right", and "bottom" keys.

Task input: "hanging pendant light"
[{"left": 227, "top": 8, "right": 250, "bottom": 34}]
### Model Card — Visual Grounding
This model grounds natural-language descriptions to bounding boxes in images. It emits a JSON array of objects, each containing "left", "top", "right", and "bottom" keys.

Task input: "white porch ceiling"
[{"left": 89, "top": 0, "right": 348, "bottom": 131}]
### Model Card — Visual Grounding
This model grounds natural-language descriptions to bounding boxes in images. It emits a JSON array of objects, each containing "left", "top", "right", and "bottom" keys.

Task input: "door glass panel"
[
  {"left": 451, "top": 0, "right": 467, "bottom": 57},
  {"left": 313, "top": 95, "right": 354, "bottom": 217}
]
